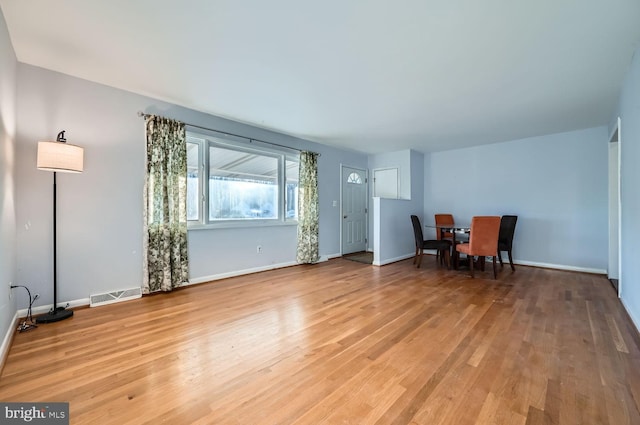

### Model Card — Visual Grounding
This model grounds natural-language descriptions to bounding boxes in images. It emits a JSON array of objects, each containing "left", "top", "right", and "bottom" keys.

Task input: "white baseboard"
[
  {"left": 378, "top": 251, "right": 606, "bottom": 275},
  {"left": 323, "top": 253, "right": 343, "bottom": 261},
  {"left": 514, "top": 260, "right": 606, "bottom": 275},
  {"left": 19, "top": 298, "right": 91, "bottom": 318},
  {"left": 620, "top": 297, "right": 640, "bottom": 336},
  {"left": 1, "top": 311, "right": 19, "bottom": 373},
  {"left": 188, "top": 253, "right": 346, "bottom": 286},
  {"left": 373, "top": 253, "right": 415, "bottom": 266},
  {"left": 188, "top": 260, "right": 299, "bottom": 285}
]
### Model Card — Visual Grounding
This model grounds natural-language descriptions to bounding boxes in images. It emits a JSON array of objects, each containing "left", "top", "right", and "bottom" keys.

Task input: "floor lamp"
[{"left": 36, "top": 130, "right": 84, "bottom": 323}]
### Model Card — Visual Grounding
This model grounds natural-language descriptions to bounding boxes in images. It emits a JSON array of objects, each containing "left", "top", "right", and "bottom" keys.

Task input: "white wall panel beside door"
[{"left": 373, "top": 168, "right": 399, "bottom": 199}]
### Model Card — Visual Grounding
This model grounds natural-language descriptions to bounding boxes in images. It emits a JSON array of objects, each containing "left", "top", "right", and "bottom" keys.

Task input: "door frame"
[
  {"left": 608, "top": 117, "right": 622, "bottom": 297},
  {"left": 340, "top": 164, "right": 369, "bottom": 255}
]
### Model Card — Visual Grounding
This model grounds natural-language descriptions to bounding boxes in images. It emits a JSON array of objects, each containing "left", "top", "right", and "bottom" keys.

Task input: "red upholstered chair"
[
  {"left": 434, "top": 214, "right": 454, "bottom": 240},
  {"left": 455, "top": 216, "right": 501, "bottom": 279},
  {"left": 434, "top": 213, "right": 455, "bottom": 264}
]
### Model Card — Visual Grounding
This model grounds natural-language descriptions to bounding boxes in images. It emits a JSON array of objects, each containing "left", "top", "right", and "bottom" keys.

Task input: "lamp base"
[{"left": 36, "top": 307, "right": 73, "bottom": 323}]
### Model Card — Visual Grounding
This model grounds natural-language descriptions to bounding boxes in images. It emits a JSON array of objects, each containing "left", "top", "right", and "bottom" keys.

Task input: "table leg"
[{"left": 452, "top": 230, "right": 459, "bottom": 269}]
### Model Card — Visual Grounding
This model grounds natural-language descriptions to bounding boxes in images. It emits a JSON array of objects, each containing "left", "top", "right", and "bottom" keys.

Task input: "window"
[
  {"left": 186, "top": 141, "right": 200, "bottom": 221},
  {"left": 187, "top": 131, "right": 299, "bottom": 227},
  {"left": 285, "top": 159, "right": 299, "bottom": 220},
  {"left": 347, "top": 172, "right": 363, "bottom": 184}
]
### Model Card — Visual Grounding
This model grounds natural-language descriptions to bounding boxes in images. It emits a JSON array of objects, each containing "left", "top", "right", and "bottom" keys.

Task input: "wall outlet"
[{"left": 257, "top": 245, "right": 262, "bottom": 254}]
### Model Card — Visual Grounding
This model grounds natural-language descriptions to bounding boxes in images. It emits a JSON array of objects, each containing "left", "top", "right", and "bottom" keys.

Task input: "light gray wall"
[
  {"left": 617, "top": 45, "right": 640, "bottom": 329},
  {"left": 425, "top": 126, "right": 608, "bottom": 272},
  {"left": 373, "top": 198, "right": 412, "bottom": 264},
  {"left": 14, "top": 64, "right": 366, "bottom": 309},
  {"left": 372, "top": 150, "right": 423, "bottom": 265},
  {"left": 411, "top": 151, "right": 425, "bottom": 196},
  {"left": 16, "top": 65, "right": 147, "bottom": 308},
  {"left": 369, "top": 150, "right": 412, "bottom": 199},
  {"left": 0, "top": 9, "right": 17, "bottom": 350},
  {"left": 368, "top": 149, "right": 412, "bottom": 252}
]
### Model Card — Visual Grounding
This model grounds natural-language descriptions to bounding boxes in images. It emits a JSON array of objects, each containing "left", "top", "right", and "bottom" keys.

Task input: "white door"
[{"left": 342, "top": 166, "right": 367, "bottom": 254}]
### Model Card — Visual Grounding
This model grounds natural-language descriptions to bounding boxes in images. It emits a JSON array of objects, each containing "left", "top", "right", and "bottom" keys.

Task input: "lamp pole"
[
  {"left": 36, "top": 131, "right": 81, "bottom": 323},
  {"left": 36, "top": 171, "right": 73, "bottom": 322}
]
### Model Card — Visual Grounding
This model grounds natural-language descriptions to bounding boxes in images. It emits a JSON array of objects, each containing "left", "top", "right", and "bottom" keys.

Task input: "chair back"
[
  {"left": 498, "top": 215, "right": 518, "bottom": 249},
  {"left": 468, "top": 216, "right": 501, "bottom": 256},
  {"left": 410, "top": 215, "right": 424, "bottom": 248},
  {"left": 434, "top": 214, "right": 454, "bottom": 240}
]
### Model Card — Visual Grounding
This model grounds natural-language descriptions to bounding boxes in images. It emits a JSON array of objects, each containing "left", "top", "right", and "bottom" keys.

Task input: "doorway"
[
  {"left": 608, "top": 117, "right": 621, "bottom": 296},
  {"left": 341, "top": 166, "right": 368, "bottom": 256}
]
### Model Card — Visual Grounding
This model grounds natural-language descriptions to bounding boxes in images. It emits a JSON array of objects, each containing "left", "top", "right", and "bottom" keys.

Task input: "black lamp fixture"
[{"left": 36, "top": 130, "right": 84, "bottom": 323}]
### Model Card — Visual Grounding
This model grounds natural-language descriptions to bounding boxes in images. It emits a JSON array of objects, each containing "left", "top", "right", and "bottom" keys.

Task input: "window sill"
[{"left": 187, "top": 220, "right": 298, "bottom": 231}]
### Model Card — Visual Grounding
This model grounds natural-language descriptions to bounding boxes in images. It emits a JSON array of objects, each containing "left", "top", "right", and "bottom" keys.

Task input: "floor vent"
[{"left": 90, "top": 288, "right": 142, "bottom": 307}]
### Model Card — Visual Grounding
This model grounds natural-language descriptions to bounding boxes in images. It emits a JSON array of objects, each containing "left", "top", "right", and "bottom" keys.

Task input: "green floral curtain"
[
  {"left": 296, "top": 151, "right": 319, "bottom": 264},
  {"left": 143, "top": 115, "right": 189, "bottom": 293}
]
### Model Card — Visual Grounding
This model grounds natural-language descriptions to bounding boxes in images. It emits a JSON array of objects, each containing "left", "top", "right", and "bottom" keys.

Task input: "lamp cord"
[{"left": 10, "top": 285, "right": 38, "bottom": 332}]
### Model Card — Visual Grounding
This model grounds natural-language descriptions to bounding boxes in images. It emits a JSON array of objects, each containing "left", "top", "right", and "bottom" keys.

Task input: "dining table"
[{"left": 425, "top": 223, "right": 471, "bottom": 269}]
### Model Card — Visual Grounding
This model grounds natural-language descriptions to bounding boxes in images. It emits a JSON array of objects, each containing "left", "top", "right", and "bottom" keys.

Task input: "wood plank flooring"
[{"left": 1, "top": 258, "right": 639, "bottom": 424}]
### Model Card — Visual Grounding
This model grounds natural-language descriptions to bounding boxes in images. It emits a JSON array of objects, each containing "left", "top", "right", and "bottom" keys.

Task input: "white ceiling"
[{"left": 2, "top": 0, "right": 639, "bottom": 154}]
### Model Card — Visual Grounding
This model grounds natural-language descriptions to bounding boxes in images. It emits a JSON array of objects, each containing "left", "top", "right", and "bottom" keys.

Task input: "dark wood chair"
[
  {"left": 497, "top": 215, "right": 518, "bottom": 271},
  {"left": 455, "top": 216, "right": 501, "bottom": 279},
  {"left": 411, "top": 215, "right": 452, "bottom": 268}
]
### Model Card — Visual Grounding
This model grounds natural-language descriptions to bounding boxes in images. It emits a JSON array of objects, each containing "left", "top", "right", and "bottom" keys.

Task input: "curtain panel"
[
  {"left": 143, "top": 115, "right": 189, "bottom": 293},
  {"left": 296, "top": 151, "right": 319, "bottom": 264}
]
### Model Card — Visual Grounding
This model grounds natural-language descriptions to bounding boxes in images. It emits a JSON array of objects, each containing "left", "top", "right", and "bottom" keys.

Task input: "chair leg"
[
  {"left": 492, "top": 256, "right": 497, "bottom": 279},
  {"left": 441, "top": 245, "right": 449, "bottom": 266},
  {"left": 508, "top": 249, "right": 515, "bottom": 272},
  {"left": 469, "top": 255, "right": 474, "bottom": 278},
  {"left": 452, "top": 246, "right": 459, "bottom": 270},
  {"left": 417, "top": 248, "right": 423, "bottom": 268},
  {"left": 479, "top": 256, "right": 486, "bottom": 271},
  {"left": 413, "top": 247, "right": 418, "bottom": 264},
  {"left": 440, "top": 249, "right": 450, "bottom": 269},
  {"left": 497, "top": 250, "right": 503, "bottom": 268}
]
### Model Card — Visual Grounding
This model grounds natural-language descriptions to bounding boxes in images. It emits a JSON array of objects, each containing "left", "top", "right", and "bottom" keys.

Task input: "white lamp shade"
[{"left": 37, "top": 141, "right": 84, "bottom": 173}]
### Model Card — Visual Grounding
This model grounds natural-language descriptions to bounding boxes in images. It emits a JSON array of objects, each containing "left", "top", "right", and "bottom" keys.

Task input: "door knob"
[{"left": 343, "top": 215, "right": 347, "bottom": 219}]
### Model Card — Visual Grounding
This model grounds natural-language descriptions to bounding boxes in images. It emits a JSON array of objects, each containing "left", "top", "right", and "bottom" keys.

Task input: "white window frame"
[{"left": 187, "top": 130, "right": 299, "bottom": 229}]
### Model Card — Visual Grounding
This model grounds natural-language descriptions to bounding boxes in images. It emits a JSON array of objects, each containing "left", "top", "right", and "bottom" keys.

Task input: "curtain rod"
[{"left": 137, "top": 111, "right": 319, "bottom": 156}]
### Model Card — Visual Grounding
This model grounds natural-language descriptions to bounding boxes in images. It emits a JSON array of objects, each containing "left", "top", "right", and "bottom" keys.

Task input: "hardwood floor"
[{"left": 1, "top": 258, "right": 639, "bottom": 424}]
